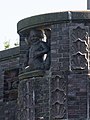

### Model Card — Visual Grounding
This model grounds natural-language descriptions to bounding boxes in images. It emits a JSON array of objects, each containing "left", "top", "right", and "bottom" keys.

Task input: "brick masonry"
[
  {"left": 1, "top": 11, "right": 90, "bottom": 120},
  {"left": 17, "top": 12, "right": 90, "bottom": 120},
  {"left": 18, "top": 73, "right": 50, "bottom": 120},
  {"left": 0, "top": 47, "right": 19, "bottom": 120}
]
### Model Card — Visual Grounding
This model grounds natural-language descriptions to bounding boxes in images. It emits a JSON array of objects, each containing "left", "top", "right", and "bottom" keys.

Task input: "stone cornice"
[{"left": 17, "top": 11, "right": 90, "bottom": 33}]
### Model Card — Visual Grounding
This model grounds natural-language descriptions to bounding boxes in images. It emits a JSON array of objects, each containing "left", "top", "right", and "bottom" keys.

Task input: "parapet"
[{"left": 17, "top": 11, "right": 90, "bottom": 33}]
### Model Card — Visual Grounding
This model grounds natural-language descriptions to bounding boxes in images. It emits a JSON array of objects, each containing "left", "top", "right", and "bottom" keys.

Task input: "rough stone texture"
[
  {"left": 50, "top": 23, "right": 69, "bottom": 119},
  {"left": 0, "top": 47, "right": 19, "bottom": 120},
  {"left": 1, "top": 11, "right": 90, "bottom": 120},
  {"left": 18, "top": 72, "right": 50, "bottom": 120},
  {"left": 17, "top": 12, "right": 90, "bottom": 120},
  {"left": 68, "top": 74, "right": 88, "bottom": 119}
]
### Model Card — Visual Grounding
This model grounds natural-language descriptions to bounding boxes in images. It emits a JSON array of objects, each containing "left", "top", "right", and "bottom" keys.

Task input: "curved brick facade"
[
  {"left": 17, "top": 11, "right": 90, "bottom": 120},
  {"left": 1, "top": 11, "right": 90, "bottom": 120}
]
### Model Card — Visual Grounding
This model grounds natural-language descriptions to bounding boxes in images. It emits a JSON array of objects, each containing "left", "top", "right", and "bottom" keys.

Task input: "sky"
[{"left": 0, "top": 0, "right": 87, "bottom": 50}]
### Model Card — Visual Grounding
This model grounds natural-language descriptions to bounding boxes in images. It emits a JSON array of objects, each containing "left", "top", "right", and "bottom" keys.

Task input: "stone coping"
[
  {"left": 0, "top": 47, "right": 20, "bottom": 61},
  {"left": 17, "top": 11, "right": 90, "bottom": 33}
]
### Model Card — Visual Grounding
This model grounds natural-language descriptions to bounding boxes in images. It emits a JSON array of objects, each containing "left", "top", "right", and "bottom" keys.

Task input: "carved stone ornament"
[
  {"left": 70, "top": 25, "right": 89, "bottom": 70},
  {"left": 24, "top": 29, "right": 51, "bottom": 72},
  {"left": 51, "top": 75, "right": 66, "bottom": 119},
  {"left": 71, "top": 52, "right": 88, "bottom": 70},
  {"left": 71, "top": 26, "right": 89, "bottom": 43},
  {"left": 71, "top": 38, "right": 88, "bottom": 54}
]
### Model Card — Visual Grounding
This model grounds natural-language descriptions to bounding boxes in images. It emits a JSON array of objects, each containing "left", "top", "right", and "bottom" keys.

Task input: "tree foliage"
[
  {"left": 4, "top": 41, "right": 10, "bottom": 49},
  {"left": 3, "top": 39, "right": 19, "bottom": 50}
]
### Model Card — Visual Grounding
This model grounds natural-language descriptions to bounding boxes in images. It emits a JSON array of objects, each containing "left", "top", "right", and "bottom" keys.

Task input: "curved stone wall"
[
  {"left": 17, "top": 11, "right": 90, "bottom": 33},
  {"left": 17, "top": 11, "right": 90, "bottom": 120}
]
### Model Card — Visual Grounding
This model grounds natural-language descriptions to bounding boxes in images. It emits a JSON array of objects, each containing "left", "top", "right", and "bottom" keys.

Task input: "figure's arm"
[{"left": 35, "top": 41, "right": 50, "bottom": 57}]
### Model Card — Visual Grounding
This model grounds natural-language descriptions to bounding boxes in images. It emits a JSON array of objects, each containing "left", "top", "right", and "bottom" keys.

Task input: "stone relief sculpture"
[
  {"left": 72, "top": 52, "right": 88, "bottom": 70},
  {"left": 70, "top": 26, "right": 89, "bottom": 70},
  {"left": 24, "top": 29, "right": 50, "bottom": 72},
  {"left": 52, "top": 103, "right": 65, "bottom": 119},
  {"left": 51, "top": 75, "right": 66, "bottom": 119},
  {"left": 72, "top": 38, "right": 88, "bottom": 54}
]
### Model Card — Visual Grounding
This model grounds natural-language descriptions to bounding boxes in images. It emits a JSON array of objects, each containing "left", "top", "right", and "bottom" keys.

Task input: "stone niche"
[
  {"left": 17, "top": 11, "right": 90, "bottom": 120},
  {"left": 4, "top": 69, "right": 19, "bottom": 102}
]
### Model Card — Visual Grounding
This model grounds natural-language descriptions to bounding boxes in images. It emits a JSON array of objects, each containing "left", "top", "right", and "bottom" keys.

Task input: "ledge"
[
  {"left": 0, "top": 47, "right": 20, "bottom": 61},
  {"left": 17, "top": 11, "right": 90, "bottom": 33},
  {"left": 19, "top": 70, "right": 45, "bottom": 80}
]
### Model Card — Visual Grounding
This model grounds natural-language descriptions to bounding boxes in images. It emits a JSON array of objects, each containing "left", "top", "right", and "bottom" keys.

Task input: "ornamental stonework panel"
[
  {"left": 18, "top": 78, "right": 35, "bottom": 120},
  {"left": 50, "top": 75, "right": 67, "bottom": 119},
  {"left": 69, "top": 25, "right": 89, "bottom": 71}
]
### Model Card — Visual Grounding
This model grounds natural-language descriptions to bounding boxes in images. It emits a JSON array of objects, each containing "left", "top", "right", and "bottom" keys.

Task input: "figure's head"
[
  {"left": 30, "top": 29, "right": 43, "bottom": 39},
  {"left": 26, "top": 29, "right": 44, "bottom": 45}
]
